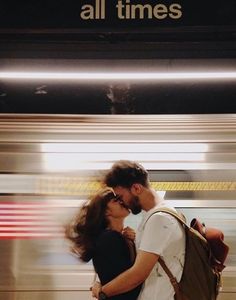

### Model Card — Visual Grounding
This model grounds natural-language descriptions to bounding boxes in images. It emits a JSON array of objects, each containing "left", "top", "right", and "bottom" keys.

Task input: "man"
[{"left": 93, "top": 160, "right": 186, "bottom": 300}]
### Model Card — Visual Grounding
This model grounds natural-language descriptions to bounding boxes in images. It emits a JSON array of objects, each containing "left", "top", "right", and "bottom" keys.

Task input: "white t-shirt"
[{"left": 136, "top": 203, "right": 186, "bottom": 300}]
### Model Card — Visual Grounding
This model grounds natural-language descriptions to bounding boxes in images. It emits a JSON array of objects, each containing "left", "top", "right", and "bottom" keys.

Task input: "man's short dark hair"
[{"left": 104, "top": 160, "right": 149, "bottom": 188}]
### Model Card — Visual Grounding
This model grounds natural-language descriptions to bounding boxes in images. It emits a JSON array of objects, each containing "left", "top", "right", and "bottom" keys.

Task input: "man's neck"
[{"left": 141, "top": 188, "right": 163, "bottom": 212}]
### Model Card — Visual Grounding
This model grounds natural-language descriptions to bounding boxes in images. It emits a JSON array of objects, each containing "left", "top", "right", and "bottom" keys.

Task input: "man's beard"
[{"left": 129, "top": 196, "right": 142, "bottom": 215}]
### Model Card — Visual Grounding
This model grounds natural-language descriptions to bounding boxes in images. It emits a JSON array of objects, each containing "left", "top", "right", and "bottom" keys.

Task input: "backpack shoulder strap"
[
  {"left": 143, "top": 207, "right": 187, "bottom": 296},
  {"left": 144, "top": 206, "right": 188, "bottom": 228},
  {"left": 158, "top": 257, "right": 181, "bottom": 296}
]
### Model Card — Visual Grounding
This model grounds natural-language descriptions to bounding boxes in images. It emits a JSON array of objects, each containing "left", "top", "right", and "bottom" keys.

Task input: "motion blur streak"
[
  {"left": 0, "top": 114, "right": 235, "bottom": 300},
  {"left": 0, "top": 202, "right": 63, "bottom": 239}
]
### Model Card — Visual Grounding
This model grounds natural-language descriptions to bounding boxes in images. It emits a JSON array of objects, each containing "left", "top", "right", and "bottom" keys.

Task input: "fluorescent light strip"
[
  {"left": 41, "top": 143, "right": 209, "bottom": 153},
  {"left": 1, "top": 71, "right": 236, "bottom": 80}
]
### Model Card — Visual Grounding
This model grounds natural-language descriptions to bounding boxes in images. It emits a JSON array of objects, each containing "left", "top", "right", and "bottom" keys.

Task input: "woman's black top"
[{"left": 92, "top": 230, "right": 142, "bottom": 300}]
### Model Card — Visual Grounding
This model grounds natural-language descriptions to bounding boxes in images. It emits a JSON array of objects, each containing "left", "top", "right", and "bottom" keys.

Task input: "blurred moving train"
[{"left": 0, "top": 114, "right": 235, "bottom": 300}]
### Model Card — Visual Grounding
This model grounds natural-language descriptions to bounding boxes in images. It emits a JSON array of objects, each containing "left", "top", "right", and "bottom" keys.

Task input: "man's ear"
[{"left": 130, "top": 183, "right": 142, "bottom": 195}]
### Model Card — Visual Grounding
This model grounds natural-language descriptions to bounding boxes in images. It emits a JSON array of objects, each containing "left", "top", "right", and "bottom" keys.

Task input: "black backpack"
[{"left": 144, "top": 207, "right": 229, "bottom": 300}]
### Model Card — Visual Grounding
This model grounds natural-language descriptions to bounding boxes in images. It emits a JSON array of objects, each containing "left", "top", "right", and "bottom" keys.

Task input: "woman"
[{"left": 66, "top": 187, "right": 142, "bottom": 300}]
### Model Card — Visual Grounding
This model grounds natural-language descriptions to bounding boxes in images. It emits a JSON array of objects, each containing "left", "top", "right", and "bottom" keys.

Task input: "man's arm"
[{"left": 93, "top": 250, "right": 159, "bottom": 298}]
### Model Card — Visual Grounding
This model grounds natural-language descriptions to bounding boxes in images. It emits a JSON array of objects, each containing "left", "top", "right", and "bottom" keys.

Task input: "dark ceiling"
[
  {"left": 1, "top": 1, "right": 236, "bottom": 114},
  {"left": 0, "top": 81, "right": 235, "bottom": 114}
]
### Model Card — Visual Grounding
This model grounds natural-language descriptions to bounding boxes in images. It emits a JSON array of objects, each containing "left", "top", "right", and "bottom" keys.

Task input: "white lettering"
[
  {"left": 153, "top": 4, "right": 168, "bottom": 19},
  {"left": 131, "top": 4, "right": 153, "bottom": 19},
  {"left": 81, "top": 0, "right": 183, "bottom": 21},
  {"left": 80, "top": 5, "right": 94, "bottom": 20},
  {"left": 116, "top": 0, "right": 125, "bottom": 19},
  {"left": 116, "top": 0, "right": 182, "bottom": 20},
  {"left": 169, "top": 3, "right": 182, "bottom": 19}
]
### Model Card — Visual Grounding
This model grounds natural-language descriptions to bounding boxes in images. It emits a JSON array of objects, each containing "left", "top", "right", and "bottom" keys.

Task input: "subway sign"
[
  {"left": 79, "top": 0, "right": 182, "bottom": 21},
  {"left": 1, "top": 0, "right": 236, "bottom": 30}
]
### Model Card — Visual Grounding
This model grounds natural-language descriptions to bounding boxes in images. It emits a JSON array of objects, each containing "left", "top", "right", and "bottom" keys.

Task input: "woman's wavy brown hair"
[{"left": 65, "top": 187, "right": 116, "bottom": 262}]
